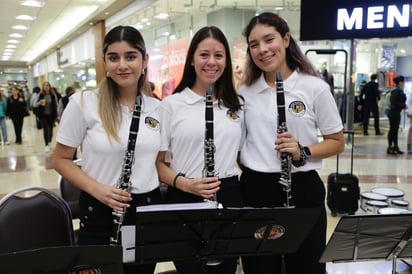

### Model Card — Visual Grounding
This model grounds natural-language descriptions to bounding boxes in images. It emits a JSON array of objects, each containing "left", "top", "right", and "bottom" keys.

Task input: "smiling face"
[
  {"left": 104, "top": 41, "right": 147, "bottom": 92},
  {"left": 247, "top": 23, "right": 290, "bottom": 74},
  {"left": 191, "top": 37, "right": 226, "bottom": 92}
]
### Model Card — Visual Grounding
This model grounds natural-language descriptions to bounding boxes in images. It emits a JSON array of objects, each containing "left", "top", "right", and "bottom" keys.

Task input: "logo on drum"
[
  {"left": 70, "top": 265, "right": 102, "bottom": 274},
  {"left": 254, "top": 225, "right": 285, "bottom": 240}
]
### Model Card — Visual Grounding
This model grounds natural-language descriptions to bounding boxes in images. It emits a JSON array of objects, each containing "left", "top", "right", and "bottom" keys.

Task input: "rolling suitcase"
[{"left": 327, "top": 130, "right": 360, "bottom": 216}]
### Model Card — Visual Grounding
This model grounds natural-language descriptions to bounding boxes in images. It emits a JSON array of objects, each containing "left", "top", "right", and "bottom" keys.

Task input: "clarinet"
[
  {"left": 110, "top": 95, "right": 142, "bottom": 245},
  {"left": 276, "top": 72, "right": 293, "bottom": 208},
  {"left": 203, "top": 86, "right": 222, "bottom": 266},
  {"left": 203, "top": 86, "right": 219, "bottom": 205}
]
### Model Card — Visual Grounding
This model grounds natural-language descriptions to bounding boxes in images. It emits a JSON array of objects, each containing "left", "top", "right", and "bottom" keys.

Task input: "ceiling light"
[
  {"left": 10, "top": 33, "right": 23, "bottom": 38},
  {"left": 20, "top": 0, "right": 45, "bottom": 7},
  {"left": 134, "top": 24, "right": 144, "bottom": 29},
  {"left": 4, "top": 49, "right": 15, "bottom": 52},
  {"left": 16, "top": 15, "right": 36, "bottom": 20},
  {"left": 6, "top": 45, "right": 17, "bottom": 48},
  {"left": 8, "top": 40, "right": 20, "bottom": 44},
  {"left": 23, "top": 5, "right": 98, "bottom": 62},
  {"left": 3, "top": 52, "right": 13, "bottom": 56},
  {"left": 154, "top": 13, "right": 169, "bottom": 19},
  {"left": 12, "top": 25, "right": 29, "bottom": 30}
]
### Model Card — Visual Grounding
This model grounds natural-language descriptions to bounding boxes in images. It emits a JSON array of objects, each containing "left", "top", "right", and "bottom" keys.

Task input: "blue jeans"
[{"left": 0, "top": 117, "right": 8, "bottom": 142}]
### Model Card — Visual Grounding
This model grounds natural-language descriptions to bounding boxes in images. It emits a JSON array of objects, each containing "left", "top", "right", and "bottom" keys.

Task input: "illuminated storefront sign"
[{"left": 300, "top": 0, "right": 412, "bottom": 40}]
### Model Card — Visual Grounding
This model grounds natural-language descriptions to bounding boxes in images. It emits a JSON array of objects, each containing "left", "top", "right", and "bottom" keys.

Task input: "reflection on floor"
[{"left": 1, "top": 115, "right": 411, "bottom": 273}]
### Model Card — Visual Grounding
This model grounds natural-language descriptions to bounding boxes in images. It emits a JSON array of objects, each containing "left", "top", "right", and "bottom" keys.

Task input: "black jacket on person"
[
  {"left": 6, "top": 95, "right": 27, "bottom": 118},
  {"left": 36, "top": 93, "right": 58, "bottom": 120},
  {"left": 360, "top": 80, "right": 380, "bottom": 107},
  {"left": 389, "top": 86, "right": 406, "bottom": 113}
]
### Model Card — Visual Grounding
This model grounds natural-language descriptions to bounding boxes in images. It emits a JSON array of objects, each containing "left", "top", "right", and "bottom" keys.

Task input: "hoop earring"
[{"left": 106, "top": 71, "right": 110, "bottom": 78}]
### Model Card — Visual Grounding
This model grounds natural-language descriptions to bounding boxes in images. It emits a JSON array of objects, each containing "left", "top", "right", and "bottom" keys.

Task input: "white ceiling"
[
  {"left": 0, "top": 0, "right": 134, "bottom": 70},
  {"left": 0, "top": 0, "right": 411, "bottom": 73}
]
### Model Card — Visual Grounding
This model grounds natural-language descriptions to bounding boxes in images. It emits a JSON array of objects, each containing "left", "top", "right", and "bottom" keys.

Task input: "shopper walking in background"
[
  {"left": 56, "top": 86, "right": 75, "bottom": 122},
  {"left": 359, "top": 73, "right": 384, "bottom": 136},
  {"left": 407, "top": 88, "right": 412, "bottom": 154},
  {"left": 387, "top": 75, "right": 407, "bottom": 154},
  {"left": 30, "top": 86, "right": 42, "bottom": 129},
  {"left": 238, "top": 12, "right": 344, "bottom": 274},
  {"left": 34, "top": 82, "right": 58, "bottom": 153},
  {"left": 6, "top": 86, "right": 27, "bottom": 144},
  {"left": 0, "top": 90, "right": 9, "bottom": 145}
]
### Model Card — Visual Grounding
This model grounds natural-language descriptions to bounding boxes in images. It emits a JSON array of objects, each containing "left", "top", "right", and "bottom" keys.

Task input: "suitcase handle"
[{"left": 336, "top": 130, "right": 355, "bottom": 175}]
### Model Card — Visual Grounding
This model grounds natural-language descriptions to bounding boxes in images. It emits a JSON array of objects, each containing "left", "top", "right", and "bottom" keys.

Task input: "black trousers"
[
  {"left": 388, "top": 110, "right": 401, "bottom": 147},
  {"left": 11, "top": 115, "right": 24, "bottom": 143},
  {"left": 39, "top": 114, "right": 55, "bottom": 146},
  {"left": 240, "top": 167, "right": 327, "bottom": 274},
  {"left": 166, "top": 176, "right": 244, "bottom": 274},
  {"left": 77, "top": 188, "right": 163, "bottom": 274},
  {"left": 362, "top": 104, "right": 381, "bottom": 134}
]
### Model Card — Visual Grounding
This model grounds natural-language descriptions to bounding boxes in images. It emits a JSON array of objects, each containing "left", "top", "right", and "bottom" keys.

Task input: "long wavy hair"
[
  {"left": 174, "top": 26, "right": 242, "bottom": 111},
  {"left": 242, "top": 12, "right": 318, "bottom": 86},
  {"left": 97, "top": 26, "right": 150, "bottom": 142}
]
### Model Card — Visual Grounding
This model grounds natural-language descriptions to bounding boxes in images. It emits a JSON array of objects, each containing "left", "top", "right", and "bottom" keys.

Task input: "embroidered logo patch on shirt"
[
  {"left": 145, "top": 117, "right": 160, "bottom": 130},
  {"left": 226, "top": 110, "right": 240, "bottom": 122},
  {"left": 289, "top": 101, "right": 306, "bottom": 117}
]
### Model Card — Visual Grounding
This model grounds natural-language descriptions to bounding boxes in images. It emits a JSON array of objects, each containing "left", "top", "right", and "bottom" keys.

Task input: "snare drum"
[
  {"left": 360, "top": 192, "right": 387, "bottom": 212},
  {"left": 365, "top": 200, "right": 389, "bottom": 214},
  {"left": 371, "top": 187, "right": 405, "bottom": 203},
  {"left": 391, "top": 199, "right": 410, "bottom": 209},
  {"left": 378, "top": 207, "right": 412, "bottom": 214}
]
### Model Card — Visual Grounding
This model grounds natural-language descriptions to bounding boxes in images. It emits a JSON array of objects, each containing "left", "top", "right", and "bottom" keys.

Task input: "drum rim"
[
  {"left": 378, "top": 207, "right": 411, "bottom": 214},
  {"left": 366, "top": 200, "right": 389, "bottom": 207},
  {"left": 360, "top": 192, "right": 388, "bottom": 201},
  {"left": 391, "top": 199, "right": 409, "bottom": 206},
  {"left": 371, "top": 187, "right": 405, "bottom": 197}
]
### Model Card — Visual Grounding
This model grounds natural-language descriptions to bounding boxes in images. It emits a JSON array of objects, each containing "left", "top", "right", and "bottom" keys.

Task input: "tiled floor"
[{"left": 1, "top": 114, "right": 412, "bottom": 273}]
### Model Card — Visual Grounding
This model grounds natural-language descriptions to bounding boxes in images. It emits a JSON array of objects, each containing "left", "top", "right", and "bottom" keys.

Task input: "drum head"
[
  {"left": 371, "top": 187, "right": 404, "bottom": 198},
  {"left": 378, "top": 207, "right": 411, "bottom": 214},
  {"left": 391, "top": 199, "right": 409, "bottom": 207},
  {"left": 360, "top": 192, "right": 387, "bottom": 201},
  {"left": 366, "top": 200, "right": 388, "bottom": 207}
]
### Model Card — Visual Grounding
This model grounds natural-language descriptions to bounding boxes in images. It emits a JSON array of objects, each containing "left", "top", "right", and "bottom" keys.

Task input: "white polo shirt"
[
  {"left": 239, "top": 71, "right": 343, "bottom": 173},
  {"left": 56, "top": 90, "right": 161, "bottom": 194},
  {"left": 159, "top": 87, "right": 244, "bottom": 179}
]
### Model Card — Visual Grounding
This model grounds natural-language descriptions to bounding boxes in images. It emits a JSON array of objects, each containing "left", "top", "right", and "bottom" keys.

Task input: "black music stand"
[
  {"left": 320, "top": 213, "right": 412, "bottom": 274},
  {"left": 0, "top": 245, "right": 123, "bottom": 274},
  {"left": 123, "top": 204, "right": 321, "bottom": 264}
]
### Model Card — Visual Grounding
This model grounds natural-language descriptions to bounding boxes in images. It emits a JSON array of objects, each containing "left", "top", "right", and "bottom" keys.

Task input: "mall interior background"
[{"left": 1, "top": 0, "right": 411, "bottom": 130}]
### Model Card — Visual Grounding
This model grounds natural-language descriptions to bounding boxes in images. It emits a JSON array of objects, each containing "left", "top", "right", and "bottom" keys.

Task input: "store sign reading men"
[
  {"left": 337, "top": 4, "right": 411, "bottom": 31},
  {"left": 300, "top": 0, "right": 412, "bottom": 40}
]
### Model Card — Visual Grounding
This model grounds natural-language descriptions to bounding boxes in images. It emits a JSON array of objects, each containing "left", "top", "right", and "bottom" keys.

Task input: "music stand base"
[{"left": 392, "top": 255, "right": 398, "bottom": 274}]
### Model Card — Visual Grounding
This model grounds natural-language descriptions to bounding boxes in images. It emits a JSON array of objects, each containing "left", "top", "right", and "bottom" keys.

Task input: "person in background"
[
  {"left": 6, "top": 86, "right": 27, "bottom": 145},
  {"left": 34, "top": 82, "right": 59, "bottom": 153},
  {"left": 238, "top": 12, "right": 344, "bottom": 274},
  {"left": 407, "top": 88, "right": 412, "bottom": 154},
  {"left": 387, "top": 75, "right": 407, "bottom": 155},
  {"left": 0, "top": 90, "right": 9, "bottom": 145},
  {"left": 57, "top": 86, "right": 75, "bottom": 122},
  {"left": 57, "top": 86, "right": 77, "bottom": 159},
  {"left": 156, "top": 26, "right": 244, "bottom": 274},
  {"left": 30, "top": 86, "right": 42, "bottom": 129},
  {"left": 149, "top": 81, "right": 161, "bottom": 100},
  {"left": 53, "top": 25, "right": 162, "bottom": 274},
  {"left": 359, "top": 73, "right": 384, "bottom": 136}
]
